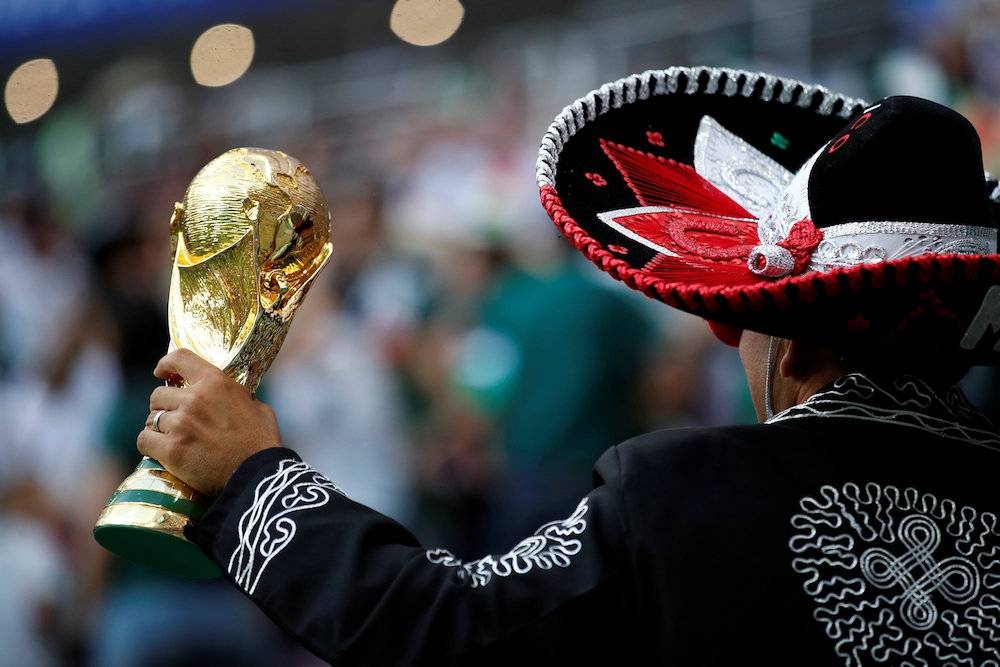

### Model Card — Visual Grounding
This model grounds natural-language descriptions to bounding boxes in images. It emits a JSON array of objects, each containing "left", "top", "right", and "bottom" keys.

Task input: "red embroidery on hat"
[
  {"left": 666, "top": 217, "right": 755, "bottom": 262},
  {"left": 850, "top": 112, "right": 872, "bottom": 130},
  {"left": 776, "top": 219, "right": 824, "bottom": 274},
  {"left": 600, "top": 139, "right": 750, "bottom": 217},
  {"left": 599, "top": 139, "right": 825, "bottom": 283},
  {"left": 646, "top": 130, "right": 665, "bottom": 147},
  {"left": 608, "top": 244, "right": 629, "bottom": 255},
  {"left": 542, "top": 183, "right": 993, "bottom": 353},
  {"left": 609, "top": 208, "right": 761, "bottom": 286},
  {"left": 828, "top": 134, "right": 850, "bottom": 154},
  {"left": 584, "top": 172, "right": 608, "bottom": 186}
]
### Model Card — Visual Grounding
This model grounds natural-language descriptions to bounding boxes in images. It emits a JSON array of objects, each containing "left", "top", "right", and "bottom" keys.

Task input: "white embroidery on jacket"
[
  {"left": 790, "top": 483, "right": 1000, "bottom": 667},
  {"left": 426, "top": 497, "right": 589, "bottom": 588},
  {"left": 768, "top": 374, "right": 1000, "bottom": 448},
  {"left": 229, "top": 459, "right": 345, "bottom": 595}
]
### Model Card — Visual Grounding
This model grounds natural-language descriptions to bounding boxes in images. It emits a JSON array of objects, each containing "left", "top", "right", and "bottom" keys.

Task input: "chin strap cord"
[{"left": 765, "top": 335, "right": 779, "bottom": 420}]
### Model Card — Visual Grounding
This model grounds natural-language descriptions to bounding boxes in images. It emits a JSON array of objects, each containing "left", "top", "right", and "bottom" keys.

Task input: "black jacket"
[{"left": 192, "top": 374, "right": 1000, "bottom": 665}]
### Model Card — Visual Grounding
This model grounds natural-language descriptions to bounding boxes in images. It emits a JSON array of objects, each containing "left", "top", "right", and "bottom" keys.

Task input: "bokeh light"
[
  {"left": 4, "top": 58, "right": 58, "bottom": 124},
  {"left": 390, "top": 0, "right": 465, "bottom": 46},
  {"left": 190, "top": 23, "right": 255, "bottom": 87}
]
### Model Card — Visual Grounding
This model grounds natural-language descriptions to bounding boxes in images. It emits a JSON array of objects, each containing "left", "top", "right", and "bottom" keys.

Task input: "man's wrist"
[{"left": 187, "top": 447, "right": 301, "bottom": 555}]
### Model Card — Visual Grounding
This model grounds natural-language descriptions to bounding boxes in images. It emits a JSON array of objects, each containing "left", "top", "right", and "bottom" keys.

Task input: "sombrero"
[{"left": 536, "top": 66, "right": 1000, "bottom": 364}]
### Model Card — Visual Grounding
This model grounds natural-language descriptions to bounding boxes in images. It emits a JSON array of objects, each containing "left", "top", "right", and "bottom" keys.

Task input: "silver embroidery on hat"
[
  {"left": 693, "top": 115, "right": 793, "bottom": 219},
  {"left": 748, "top": 244, "right": 796, "bottom": 277},
  {"left": 809, "top": 222, "right": 997, "bottom": 272},
  {"left": 536, "top": 66, "right": 866, "bottom": 188},
  {"left": 740, "top": 145, "right": 823, "bottom": 277},
  {"left": 758, "top": 146, "right": 821, "bottom": 245}
]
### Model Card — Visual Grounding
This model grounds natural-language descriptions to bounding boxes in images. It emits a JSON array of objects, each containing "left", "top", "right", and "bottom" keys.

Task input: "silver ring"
[{"left": 151, "top": 409, "right": 167, "bottom": 434}]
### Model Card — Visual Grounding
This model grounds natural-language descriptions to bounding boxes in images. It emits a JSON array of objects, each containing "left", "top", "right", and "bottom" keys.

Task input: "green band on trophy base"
[
  {"left": 93, "top": 508, "right": 221, "bottom": 579},
  {"left": 137, "top": 457, "right": 167, "bottom": 470},
  {"left": 93, "top": 457, "right": 220, "bottom": 578},
  {"left": 107, "top": 489, "right": 206, "bottom": 521}
]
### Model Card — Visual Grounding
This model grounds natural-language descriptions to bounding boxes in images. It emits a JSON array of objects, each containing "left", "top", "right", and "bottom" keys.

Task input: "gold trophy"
[{"left": 93, "top": 148, "right": 333, "bottom": 577}]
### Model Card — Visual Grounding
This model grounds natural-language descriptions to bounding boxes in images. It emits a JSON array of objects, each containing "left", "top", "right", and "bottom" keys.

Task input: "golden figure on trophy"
[{"left": 93, "top": 148, "right": 333, "bottom": 577}]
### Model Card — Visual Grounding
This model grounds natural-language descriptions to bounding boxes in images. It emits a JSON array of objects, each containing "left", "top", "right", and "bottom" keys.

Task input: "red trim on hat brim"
[{"left": 540, "top": 183, "right": 1000, "bottom": 346}]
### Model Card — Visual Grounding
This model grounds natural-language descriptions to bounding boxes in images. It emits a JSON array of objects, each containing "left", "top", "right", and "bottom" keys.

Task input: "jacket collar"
[{"left": 766, "top": 373, "right": 1000, "bottom": 447}]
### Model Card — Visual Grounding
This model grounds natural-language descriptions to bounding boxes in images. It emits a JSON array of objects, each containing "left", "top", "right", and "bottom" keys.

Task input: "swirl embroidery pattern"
[
  {"left": 229, "top": 459, "right": 345, "bottom": 595},
  {"left": 426, "top": 497, "right": 589, "bottom": 588},
  {"left": 768, "top": 374, "right": 1000, "bottom": 448},
  {"left": 790, "top": 483, "right": 1000, "bottom": 666}
]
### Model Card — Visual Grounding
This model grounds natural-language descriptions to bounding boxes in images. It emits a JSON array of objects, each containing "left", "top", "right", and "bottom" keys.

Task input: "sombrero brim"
[{"left": 537, "top": 66, "right": 1000, "bottom": 362}]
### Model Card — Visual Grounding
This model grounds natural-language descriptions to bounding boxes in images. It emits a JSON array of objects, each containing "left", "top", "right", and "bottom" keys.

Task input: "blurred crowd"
[{"left": 3, "top": 0, "right": 1000, "bottom": 665}]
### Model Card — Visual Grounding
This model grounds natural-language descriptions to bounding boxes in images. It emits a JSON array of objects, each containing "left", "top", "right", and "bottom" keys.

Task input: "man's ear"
[
  {"left": 779, "top": 339, "right": 842, "bottom": 380},
  {"left": 778, "top": 339, "right": 814, "bottom": 379}
]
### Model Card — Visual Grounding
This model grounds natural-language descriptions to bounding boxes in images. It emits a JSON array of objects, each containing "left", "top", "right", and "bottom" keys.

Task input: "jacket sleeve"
[{"left": 190, "top": 446, "right": 634, "bottom": 666}]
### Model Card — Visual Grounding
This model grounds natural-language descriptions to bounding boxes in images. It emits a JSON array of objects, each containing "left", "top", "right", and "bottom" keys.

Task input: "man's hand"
[{"left": 137, "top": 348, "right": 282, "bottom": 497}]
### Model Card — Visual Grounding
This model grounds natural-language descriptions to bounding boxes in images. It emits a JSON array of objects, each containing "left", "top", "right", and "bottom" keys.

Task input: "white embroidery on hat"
[
  {"left": 809, "top": 222, "right": 997, "bottom": 272},
  {"left": 536, "top": 66, "right": 866, "bottom": 189},
  {"left": 229, "top": 459, "right": 346, "bottom": 595},
  {"left": 426, "top": 497, "right": 589, "bottom": 588},
  {"left": 756, "top": 145, "right": 821, "bottom": 244},
  {"left": 748, "top": 243, "right": 796, "bottom": 278},
  {"left": 595, "top": 206, "right": 679, "bottom": 256},
  {"left": 790, "top": 483, "right": 1000, "bottom": 666},
  {"left": 693, "top": 115, "right": 794, "bottom": 218}
]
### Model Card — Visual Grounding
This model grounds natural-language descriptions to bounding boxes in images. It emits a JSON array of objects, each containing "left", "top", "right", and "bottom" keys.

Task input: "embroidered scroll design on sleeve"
[
  {"left": 229, "top": 459, "right": 345, "bottom": 595},
  {"left": 789, "top": 483, "right": 1000, "bottom": 667},
  {"left": 426, "top": 497, "right": 589, "bottom": 588}
]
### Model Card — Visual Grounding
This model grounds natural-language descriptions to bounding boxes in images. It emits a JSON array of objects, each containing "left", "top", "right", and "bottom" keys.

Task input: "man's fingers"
[
  {"left": 150, "top": 386, "right": 186, "bottom": 411},
  {"left": 137, "top": 428, "right": 172, "bottom": 462},
  {"left": 154, "top": 348, "right": 218, "bottom": 385},
  {"left": 144, "top": 408, "right": 176, "bottom": 434}
]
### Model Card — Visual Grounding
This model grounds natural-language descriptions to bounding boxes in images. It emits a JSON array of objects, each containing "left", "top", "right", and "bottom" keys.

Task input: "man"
[{"left": 140, "top": 66, "right": 1000, "bottom": 665}]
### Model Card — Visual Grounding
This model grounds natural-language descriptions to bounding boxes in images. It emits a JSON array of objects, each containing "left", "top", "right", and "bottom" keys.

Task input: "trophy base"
[
  {"left": 93, "top": 459, "right": 221, "bottom": 578},
  {"left": 94, "top": 503, "right": 221, "bottom": 578}
]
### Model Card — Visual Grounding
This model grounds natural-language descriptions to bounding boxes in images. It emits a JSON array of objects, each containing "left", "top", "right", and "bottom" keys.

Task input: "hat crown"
[{"left": 807, "top": 96, "right": 996, "bottom": 230}]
